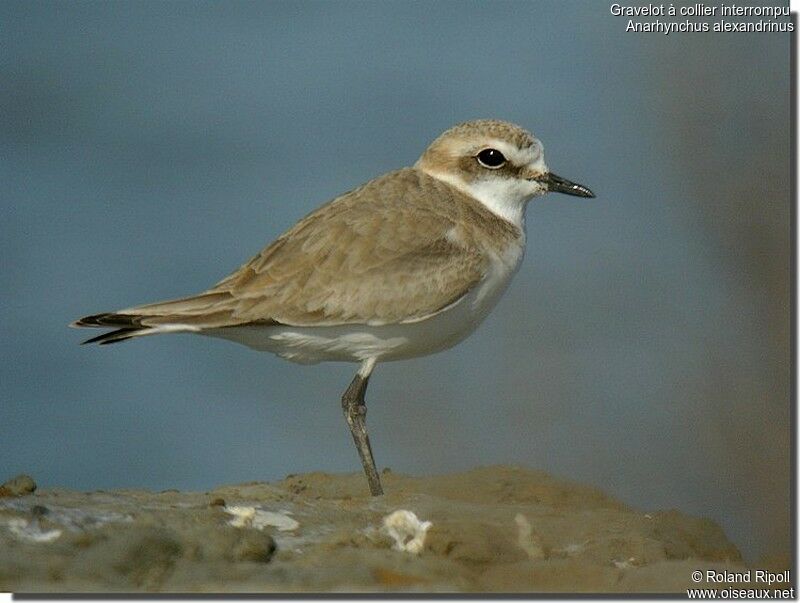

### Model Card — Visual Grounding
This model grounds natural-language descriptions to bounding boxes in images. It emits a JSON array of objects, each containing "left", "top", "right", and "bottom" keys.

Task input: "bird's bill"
[{"left": 539, "top": 172, "right": 595, "bottom": 198}]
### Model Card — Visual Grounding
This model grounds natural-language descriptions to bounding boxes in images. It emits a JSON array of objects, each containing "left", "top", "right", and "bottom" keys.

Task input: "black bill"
[{"left": 539, "top": 172, "right": 595, "bottom": 198}]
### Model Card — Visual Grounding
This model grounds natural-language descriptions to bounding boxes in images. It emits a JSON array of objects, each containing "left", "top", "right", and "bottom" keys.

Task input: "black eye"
[{"left": 476, "top": 148, "right": 506, "bottom": 169}]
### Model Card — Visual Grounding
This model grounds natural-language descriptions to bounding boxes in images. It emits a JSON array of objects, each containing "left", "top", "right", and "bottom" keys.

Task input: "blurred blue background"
[{"left": 1, "top": 1, "right": 790, "bottom": 562}]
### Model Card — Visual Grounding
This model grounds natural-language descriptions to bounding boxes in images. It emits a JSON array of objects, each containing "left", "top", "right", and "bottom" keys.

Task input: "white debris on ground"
[
  {"left": 5, "top": 518, "right": 62, "bottom": 543},
  {"left": 224, "top": 505, "right": 299, "bottom": 531},
  {"left": 0, "top": 497, "right": 134, "bottom": 545},
  {"left": 382, "top": 509, "right": 432, "bottom": 554},
  {"left": 554, "top": 540, "right": 589, "bottom": 556},
  {"left": 514, "top": 513, "right": 545, "bottom": 560},
  {"left": 0, "top": 498, "right": 133, "bottom": 531}
]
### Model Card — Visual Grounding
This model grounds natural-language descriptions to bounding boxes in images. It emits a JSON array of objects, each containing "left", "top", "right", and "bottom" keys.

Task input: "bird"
[{"left": 72, "top": 119, "right": 594, "bottom": 496}]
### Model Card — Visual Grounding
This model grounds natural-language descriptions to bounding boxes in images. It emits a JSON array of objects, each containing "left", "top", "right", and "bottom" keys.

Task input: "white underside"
[{"left": 201, "top": 241, "right": 525, "bottom": 365}]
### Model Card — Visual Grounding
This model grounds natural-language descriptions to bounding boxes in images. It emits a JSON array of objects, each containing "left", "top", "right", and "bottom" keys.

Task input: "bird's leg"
[{"left": 341, "top": 359, "right": 383, "bottom": 496}]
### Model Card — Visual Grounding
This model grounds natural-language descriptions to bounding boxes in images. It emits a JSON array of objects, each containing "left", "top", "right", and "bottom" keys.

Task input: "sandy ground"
[{"left": 0, "top": 466, "right": 785, "bottom": 594}]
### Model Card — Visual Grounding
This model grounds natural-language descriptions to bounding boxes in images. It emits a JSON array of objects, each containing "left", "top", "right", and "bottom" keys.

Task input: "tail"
[
  {"left": 70, "top": 313, "right": 161, "bottom": 345},
  {"left": 71, "top": 291, "right": 239, "bottom": 345}
]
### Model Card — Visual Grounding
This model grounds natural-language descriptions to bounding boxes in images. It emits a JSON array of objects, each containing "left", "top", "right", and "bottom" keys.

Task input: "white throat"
[{"left": 423, "top": 170, "right": 531, "bottom": 229}]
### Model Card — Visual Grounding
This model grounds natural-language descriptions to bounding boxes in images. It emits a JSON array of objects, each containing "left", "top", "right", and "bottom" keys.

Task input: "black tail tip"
[
  {"left": 80, "top": 328, "right": 141, "bottom": 345},
  {"left": 71, "top": 313, "right": 115, "bottom": 329}
]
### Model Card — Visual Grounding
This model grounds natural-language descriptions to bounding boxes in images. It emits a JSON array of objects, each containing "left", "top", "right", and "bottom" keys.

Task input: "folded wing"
[{"left": 72, "top": 169, "right": 491, "bottom": 343}]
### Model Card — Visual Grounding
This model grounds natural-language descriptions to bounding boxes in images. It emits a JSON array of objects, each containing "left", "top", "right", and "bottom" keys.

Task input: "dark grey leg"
[{"left": 341, "top": 369, "right": 383, "bottom": 496}]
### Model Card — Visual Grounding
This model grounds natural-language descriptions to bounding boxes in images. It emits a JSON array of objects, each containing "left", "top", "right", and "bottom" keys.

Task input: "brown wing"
[
  {"left": 75, "top": 168, "right": 490, "bottom": 337},
  {"left": 210, "top": 168, "right": 488, "bottom": 326}
]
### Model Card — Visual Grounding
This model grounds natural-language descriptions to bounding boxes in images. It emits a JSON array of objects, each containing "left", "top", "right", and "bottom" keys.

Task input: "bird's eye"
[{"left": 476, "top": 148, "right": 506, "bottom": 169}]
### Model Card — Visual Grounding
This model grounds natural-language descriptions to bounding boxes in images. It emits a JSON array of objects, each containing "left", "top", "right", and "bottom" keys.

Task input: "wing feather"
[
  {"left": 212, "top": 169, "right": 489, "bottom": 326},
  {"left": 74, "top": 168, "right": 519, "bottom": 337}
]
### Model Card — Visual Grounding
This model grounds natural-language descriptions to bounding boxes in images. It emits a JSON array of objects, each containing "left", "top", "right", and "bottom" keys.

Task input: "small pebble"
[
  {"left": 230, "top": 530, "right": 277, "bottom": 563},
  {"left": 0, "top": 474, "right": 37, "bottom": 498},
  {"left": 31, "top": 505, "right": 49, "bottom": 518},
  {"left": 209, "top": 497, "right": 226, "bottom": 507}
]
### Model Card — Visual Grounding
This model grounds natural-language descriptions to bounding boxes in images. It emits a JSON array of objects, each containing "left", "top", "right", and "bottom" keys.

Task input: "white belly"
[{"left": 204, "top": 242, "right": 525, "bottom": 364}]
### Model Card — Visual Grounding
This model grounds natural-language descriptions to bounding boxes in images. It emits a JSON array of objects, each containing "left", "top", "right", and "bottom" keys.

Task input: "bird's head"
[{"left": 415, "top": 119, "right": 594, "bottom": 224}]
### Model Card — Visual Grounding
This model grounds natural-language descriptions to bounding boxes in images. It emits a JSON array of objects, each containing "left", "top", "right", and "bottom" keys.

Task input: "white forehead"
[{"left": 485, "top": 137, "right": 544, "bottom": 167}]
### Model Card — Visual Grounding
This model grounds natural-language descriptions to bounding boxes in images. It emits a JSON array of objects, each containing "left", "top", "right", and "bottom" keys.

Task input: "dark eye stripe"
[{"left": 477, "top": 148, "right": 506, "bottom": 169}]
